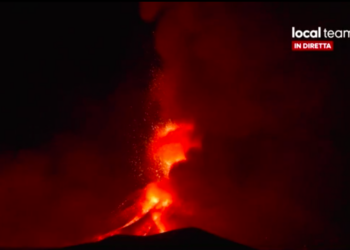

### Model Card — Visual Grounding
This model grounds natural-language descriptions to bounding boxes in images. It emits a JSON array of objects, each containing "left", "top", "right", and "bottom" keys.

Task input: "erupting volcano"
[
  {"left": 150, "top": 122, "right": 201, "bottom": 177},
  {"left": 96, "top": 119, "right": 201, "bottom": 240}
]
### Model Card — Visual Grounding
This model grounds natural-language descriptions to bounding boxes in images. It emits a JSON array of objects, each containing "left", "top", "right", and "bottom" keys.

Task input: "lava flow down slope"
[{"left": 95, "top": 120, "right": 202, "bottom": 239}]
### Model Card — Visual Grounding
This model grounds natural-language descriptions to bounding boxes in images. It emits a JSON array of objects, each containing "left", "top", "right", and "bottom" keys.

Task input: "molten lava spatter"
[
  {"left": 96, "top": 121, "right": 200, "bottom": 240},
  {"left": 150, "top": 122, "right": 200, "bottom": 177}
]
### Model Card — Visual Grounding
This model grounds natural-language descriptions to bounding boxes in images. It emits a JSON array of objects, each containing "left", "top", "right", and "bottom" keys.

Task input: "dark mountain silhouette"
[{"left": 0, "top": 228, "right": 256, "bottom": 250}]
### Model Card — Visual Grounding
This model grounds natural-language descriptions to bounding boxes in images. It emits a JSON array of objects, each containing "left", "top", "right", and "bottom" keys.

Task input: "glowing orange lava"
[
  {"left": 96, "top": 121, "right": 200, "bottom": 240},
  {"left": 150, "top": 122, "right": 200, "bottom": 177}
]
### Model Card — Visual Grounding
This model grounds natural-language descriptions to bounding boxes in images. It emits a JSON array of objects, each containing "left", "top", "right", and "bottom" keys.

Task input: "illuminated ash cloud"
[{"left": 140, "top": 2, "right": 343, "bottom": 249}]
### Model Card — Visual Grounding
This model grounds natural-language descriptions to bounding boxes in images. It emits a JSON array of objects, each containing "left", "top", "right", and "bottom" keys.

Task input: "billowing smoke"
[{"left": 141, "top": 2, "right": 348, "bottom": 249}]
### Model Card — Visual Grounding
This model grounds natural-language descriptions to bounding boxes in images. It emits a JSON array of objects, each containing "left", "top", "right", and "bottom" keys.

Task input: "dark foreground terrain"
[{"left": 0, "top": 228, "right": 255, "bottom": 250}]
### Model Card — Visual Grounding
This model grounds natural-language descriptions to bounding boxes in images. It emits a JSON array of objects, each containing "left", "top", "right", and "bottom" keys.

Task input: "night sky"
[
  {"left": 0, "top": 2, "right": 157, "bottom": 247},
  {"left": 0, "top": 2, "right": 154, "bottom": 151},
  {"left": 0, "top": 2, "right": 349, "bottom": 250}
]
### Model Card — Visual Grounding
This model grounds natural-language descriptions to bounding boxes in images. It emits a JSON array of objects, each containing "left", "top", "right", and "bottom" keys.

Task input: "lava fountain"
[
  {"left": 150, "top": 121, "right": 201, "bottom": 178},
  {"left": 96, "top": 119, "right": 201, "bottom": 240}
]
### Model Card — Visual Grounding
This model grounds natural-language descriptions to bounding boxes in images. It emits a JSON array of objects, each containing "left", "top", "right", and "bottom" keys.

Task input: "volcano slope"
[{"left": 0, "top": 228, "right": 256, "bottom": 250}]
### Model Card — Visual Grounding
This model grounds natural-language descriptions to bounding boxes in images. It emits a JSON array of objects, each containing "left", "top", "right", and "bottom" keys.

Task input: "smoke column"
[{"left": 140, "top": 2, "right": 347, "bottom": 249}]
